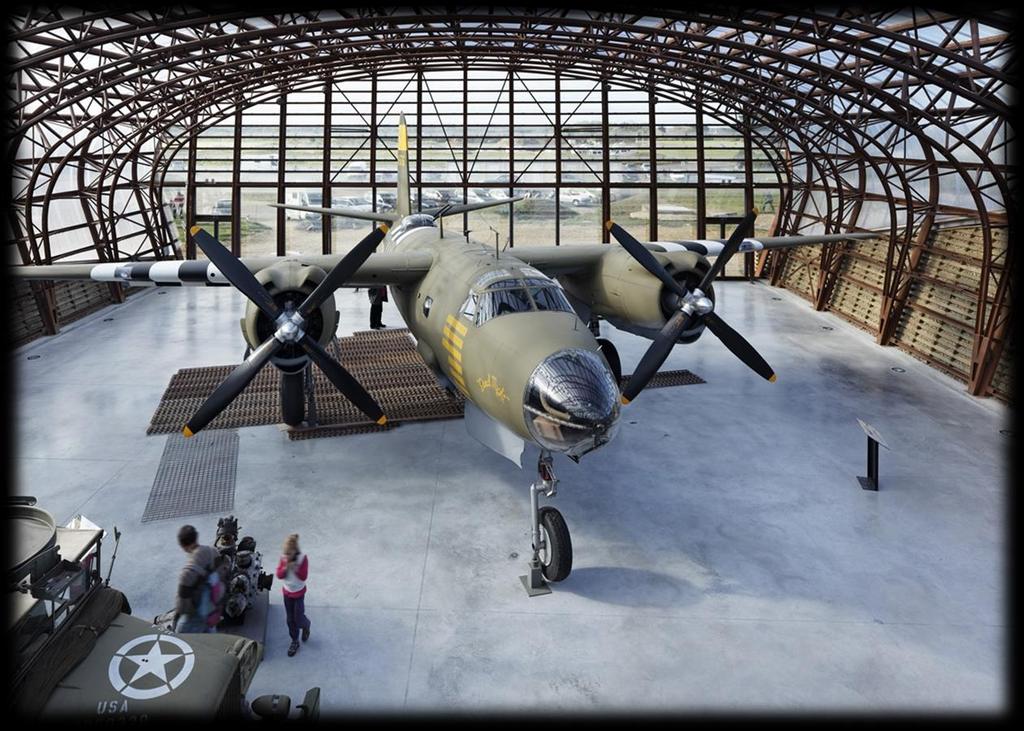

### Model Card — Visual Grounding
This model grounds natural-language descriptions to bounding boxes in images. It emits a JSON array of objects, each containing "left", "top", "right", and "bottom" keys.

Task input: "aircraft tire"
[
  {"left": 538, "top": 506, "right": 572, "bottom": 582},
  {"left": 596, "top": 338, "right": 622, "bottom": 384},
  {"left": 280, "top": 371, "right": 305, "bottom": 426}
]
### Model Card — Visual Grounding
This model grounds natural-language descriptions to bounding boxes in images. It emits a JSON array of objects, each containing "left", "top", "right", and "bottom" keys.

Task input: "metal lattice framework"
[{"left": 5, "top": 7, "right": 1014, "bottom": 397}]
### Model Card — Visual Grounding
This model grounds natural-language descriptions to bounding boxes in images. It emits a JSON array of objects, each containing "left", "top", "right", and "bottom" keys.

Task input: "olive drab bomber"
[{"left": 10, "top": 113, "right": 878, "bottom": 585}]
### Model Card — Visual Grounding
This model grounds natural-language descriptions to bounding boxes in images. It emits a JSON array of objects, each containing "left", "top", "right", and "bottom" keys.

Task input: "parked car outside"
[{"left": 559, "top": 189, "right": 598, "bottom": 207}]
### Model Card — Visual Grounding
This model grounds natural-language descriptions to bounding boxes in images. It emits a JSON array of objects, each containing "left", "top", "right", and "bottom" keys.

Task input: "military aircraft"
[{"left": 13, "top": 115, "right": 876, "bottom": 588}]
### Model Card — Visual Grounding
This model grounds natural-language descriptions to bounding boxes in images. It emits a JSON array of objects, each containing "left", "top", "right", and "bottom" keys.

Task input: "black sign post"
[{"left": 856, "top": 419, "right": 889, "bottom": 491}]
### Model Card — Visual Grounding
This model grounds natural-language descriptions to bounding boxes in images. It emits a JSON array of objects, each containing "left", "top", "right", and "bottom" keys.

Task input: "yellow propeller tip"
[
  {"left": 751, "top": 207, "right": 760, "bottom": 216},
  {"left": 182, "top": 426, "right": 194, "bottom": 438},
  {"left": 768, "top": 374, "right": 777, "bottom": 383},
  {"left": 189, "top": 225, "right": 202, "bottom": 236},
  {"left": 376, "top": 416, "right": 388, "bottom": 426},
  {"left": 380, "top": 224, "right": 390, "bottom": 233},
  {"left": 604, "top": 220, "right": 615, "bottom": 231},
  {"left": 620, "top": 395, "right": 631, "bottom": 405}
]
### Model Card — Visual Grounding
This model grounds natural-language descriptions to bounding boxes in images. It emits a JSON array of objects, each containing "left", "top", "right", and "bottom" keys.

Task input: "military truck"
[{"left": 8, "top": 497, "right": 319, "bottom": 720}]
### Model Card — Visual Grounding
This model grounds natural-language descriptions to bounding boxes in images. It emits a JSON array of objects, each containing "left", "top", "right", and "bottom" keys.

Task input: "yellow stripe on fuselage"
[
  {"left": 443, "top": 325, "right": 464, "bottom": 349},
  {"left": 446, "top": 315, "right": 468, "bottom": 336},
  {"left": 443, "top": 313, "right": 468, "bottom": 391},
  {"left": 441, "top": 337, "right": 462, "bottom": 362}
]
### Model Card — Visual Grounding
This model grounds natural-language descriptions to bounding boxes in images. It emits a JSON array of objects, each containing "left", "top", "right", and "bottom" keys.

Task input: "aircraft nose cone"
[{"left": 523, "top": 348, "right": 621, "bottom": 458}]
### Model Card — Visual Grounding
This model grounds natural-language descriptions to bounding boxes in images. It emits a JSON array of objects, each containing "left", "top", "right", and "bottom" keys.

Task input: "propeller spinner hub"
[
  {"left": 682, "top": 288, "right": 714, "bottom": 316},
  {"left": 274, "top": 312, "right": 306, "bottom": 344}
]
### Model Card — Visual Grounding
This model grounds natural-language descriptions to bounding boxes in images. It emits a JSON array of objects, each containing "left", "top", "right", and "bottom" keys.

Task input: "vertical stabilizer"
[{"left": 397, "top": 113, "right": 411, "bottom": 217}]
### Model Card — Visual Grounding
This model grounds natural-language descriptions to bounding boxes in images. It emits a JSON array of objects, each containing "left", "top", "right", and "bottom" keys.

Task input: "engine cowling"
[
  {"left": 561, "top": 248, "right": 713, "bottom": 344},
  {"left": 239, "top": 261, "right": 339, "bottom": 374}
]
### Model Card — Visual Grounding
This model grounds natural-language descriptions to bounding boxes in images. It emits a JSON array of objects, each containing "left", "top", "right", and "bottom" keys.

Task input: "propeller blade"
[
  {"left": 183, "top": 335, "right": 283, "bottom": 436},
  {"left": 697, "top": 209, "right": 758, "bottom": 291},
  {"left": 299, "top": 334, "right": 387, "bottom": 425},
  {"left": 191, "top": 226, "right": 280, "bottom": 321},
  {"left": 606, "top": 221, "right": 688, "bottom": 300},
  {"left": 298, "top": 225, "right": 390, "bottom": 318},
  {"left": 621, "top": 309, "right": 693, "bottom": 404},
  {"left": 703, "top": 312, "right": 776, "bottom": 382}
]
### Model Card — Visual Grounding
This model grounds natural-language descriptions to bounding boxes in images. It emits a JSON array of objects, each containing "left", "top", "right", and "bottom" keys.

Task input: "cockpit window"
[
  {"left": 391, "top": 214, "right": 435, "bottom": 238},
  {"left": 521, "top": 276, "right": 555, "bottom": 287},
  {"left": 477, "top": 287, "right": 533, "bottom": 324},
  {"left": 459, "top": 292, "right": 478, "bottom": 322},
  {"left": 465, "top": 271, "right": 575, "bottom": 326},
  {"left": 529, "top": 286, "right": 573, "bottom": 313},
  {"left": 522, "top": 277, "right": 574, "bottom": 314},
  {"left": 472, "top": 279, "right": 574, "bottom": 325}
]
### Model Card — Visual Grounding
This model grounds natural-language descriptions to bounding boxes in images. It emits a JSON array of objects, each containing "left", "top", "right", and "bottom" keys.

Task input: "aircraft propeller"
[
  {"left": 182, "top": 225, "right": 390, "bottom": 436},
  {"left": 606, "top": 210, "right": 776, "bottom": 404}
]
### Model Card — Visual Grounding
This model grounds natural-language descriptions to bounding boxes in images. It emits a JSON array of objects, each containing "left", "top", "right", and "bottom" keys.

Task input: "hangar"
[{"left": 8, "top": 6, "right": 1011, "bottom": 717}]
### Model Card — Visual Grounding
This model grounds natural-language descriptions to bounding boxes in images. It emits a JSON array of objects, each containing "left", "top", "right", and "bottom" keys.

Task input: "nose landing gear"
[{"left": 520, "top": 451, "right": 573, "bottom": 597}]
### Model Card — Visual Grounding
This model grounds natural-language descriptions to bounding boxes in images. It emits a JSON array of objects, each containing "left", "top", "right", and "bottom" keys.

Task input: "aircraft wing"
[
  {"left": 502, "top": 244, "right": 611, "bottom": 274},
  {"left": 10, "top": 250, "right": 434, "bottom": 287},
  {"left": 268, "top": 202, "right": 401, "bottom": 224},
  {"left": 648, "top": 232, "right": 879, "bottom": 257},
  {"left": 508, "top": 231, "right": 879, "bottom": 275}
]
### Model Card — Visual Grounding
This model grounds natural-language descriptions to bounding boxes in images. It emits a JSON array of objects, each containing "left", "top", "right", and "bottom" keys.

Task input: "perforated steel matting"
[
  {"left": 142, "top": 429, "right": 238, "bottom": 522},
  {"left": 147, "top": 328, "right": 704, "bottom": 441},
  {"left": 640, "top": 369, "right": 706, "bottom": 388}
]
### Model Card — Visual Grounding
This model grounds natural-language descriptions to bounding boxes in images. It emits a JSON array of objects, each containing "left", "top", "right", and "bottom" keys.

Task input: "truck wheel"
[
  {"left": 538, "top": 506, "right": 572, "bottom": 582},
  {"left": 280, "top": 371, "right": 305, "bottom": 426}
]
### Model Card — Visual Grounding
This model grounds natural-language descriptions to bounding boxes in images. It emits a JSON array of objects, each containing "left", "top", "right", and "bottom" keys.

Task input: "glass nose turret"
[{"left": 523, "top": 348, "right": 621, "bottom": 458}]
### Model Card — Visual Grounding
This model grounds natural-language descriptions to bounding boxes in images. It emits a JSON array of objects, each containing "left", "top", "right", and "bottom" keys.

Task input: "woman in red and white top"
[{"left": 276, "top": 533, "right": 311, "bottom": 657}]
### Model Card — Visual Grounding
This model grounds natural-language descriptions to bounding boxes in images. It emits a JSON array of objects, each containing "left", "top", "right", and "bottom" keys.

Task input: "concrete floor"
[{"left": 12, "top": 278, "right": 1009, "bottom": 714}]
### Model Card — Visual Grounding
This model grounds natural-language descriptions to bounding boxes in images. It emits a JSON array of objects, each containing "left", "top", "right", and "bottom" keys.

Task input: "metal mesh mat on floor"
[
  {"left": 639, "top": 369, "right": 706, "bottom": 388},
  {"left": 147, "top": 329, "right": 463, "bottom": 437},
  {"left": 147, "top": 327, "right": 703, "bottom": 441},
  {"left": 142, "top": 429, "right": 238, "bottom": 522}
]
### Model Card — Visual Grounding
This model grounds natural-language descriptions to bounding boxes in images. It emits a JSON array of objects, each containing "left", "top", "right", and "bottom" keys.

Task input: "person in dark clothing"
[
  {"left": 173, "top": 524, "right": 219, "bottom": 633},
  {"left": 368, "top": 286, "right": 388, "bottom": 329},
  {"left": 276, "top": 533, "right": 311, "bottom": 657}
]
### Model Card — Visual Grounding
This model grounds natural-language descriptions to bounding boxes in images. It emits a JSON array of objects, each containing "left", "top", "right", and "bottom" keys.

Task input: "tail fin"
[
  {"left": 427, "top": 196, "right": 525, "bottom": 219},
  {"left": 397, "top": 114, "right": 411, "bottom": 218}
]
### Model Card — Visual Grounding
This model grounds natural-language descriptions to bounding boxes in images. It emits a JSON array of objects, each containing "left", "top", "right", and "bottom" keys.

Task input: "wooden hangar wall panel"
[
  {"left": 890, "top": 224, "right": 1011, "bottom": 395},
  {"left": 4, "top": 7, "right": 1012, "bottom": 399}
]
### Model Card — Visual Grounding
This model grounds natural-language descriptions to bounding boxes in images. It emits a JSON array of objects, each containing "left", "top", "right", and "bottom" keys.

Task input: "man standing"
[
  {"left": 173, "top": 524, "right": 220, "bottom": 633},
  {"left": 368, "top": 286, "right": 388, "bottom": 329},
  {"left": 276, "top": 533, "right": 311, "bottom": 657}
]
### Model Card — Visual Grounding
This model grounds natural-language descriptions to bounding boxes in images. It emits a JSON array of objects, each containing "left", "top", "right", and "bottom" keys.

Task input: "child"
[{"left": 275, "top": 533, "right": 311, "bottom": 656}]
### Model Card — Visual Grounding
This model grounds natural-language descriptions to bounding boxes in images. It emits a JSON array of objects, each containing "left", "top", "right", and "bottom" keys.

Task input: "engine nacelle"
[
  {"left": 239, "top": 261, "right": 339, "bottom": 374},
  {"left": 561, "top": 248, "right": 713, "bottom": 344}
]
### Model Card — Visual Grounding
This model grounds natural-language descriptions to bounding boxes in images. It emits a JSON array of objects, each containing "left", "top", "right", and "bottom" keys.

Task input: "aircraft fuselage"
[{"left": 381, "top": 216, "right": 621, "bottom": 458}]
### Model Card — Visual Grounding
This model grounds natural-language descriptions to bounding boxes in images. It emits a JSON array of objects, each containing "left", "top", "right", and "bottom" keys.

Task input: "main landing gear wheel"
[
  {"left": 280, "top": 370, "right": 305, "bottom": 426},
  {"left": 596, "top": 338, "right": 622, "bottom": 384},
  {"left": 537, "top": 506, "right": 572, "bottom": 582}
]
